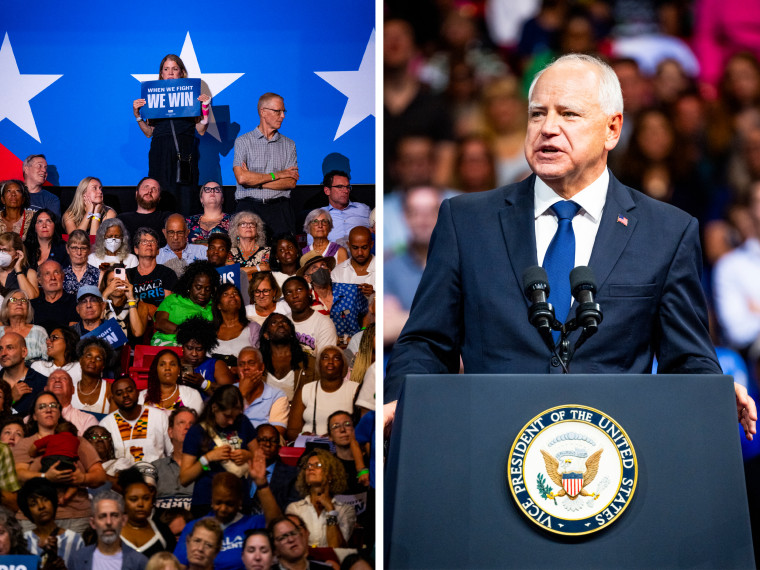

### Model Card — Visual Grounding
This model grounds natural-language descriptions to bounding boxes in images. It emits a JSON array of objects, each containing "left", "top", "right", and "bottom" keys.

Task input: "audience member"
[
  {"left": 100, "top": 376, "right": 171, "bottom": 464},
  {"left": 238, "top": 347, "right": 288, "bottom": 433},
  {"left": 0, "top": 230, "right": 39, "bottom": 299},
  {"left": 241, "top": 529, "right": 274, "bottom": 570},
  {"left": 152, "top": 407, "right": 197, "bottom": 511},
  {"left": 100, "top": 267, "right": 149, "bottom": 343},
  {"left": 152, "top": 261, "right": 219, "bottom": 346},
  {"left": 251, "top": 423, "right": 300, "bottom": 514},
  {"left": 302, "top": 209, "right": 348, "bottom": 263},
  {"left": 181, "top": 517, "right": 222, "bottom": 570},
  {"left": 0, "top": 505, "right": 31, "bottom": 555},
  {"left": 88, "top": 218, "right": 138, "bottom": 270},
  {"left": 0, "top": 180, "right": 35, "bottom": 239},
  {"left": 28, "top": 419, "right": 81, "bottom": 505},
  {"left": 246, "top": 271, "right": 288, "bottom": 327},
  {"left": 185, "top": 182, "right": 231, "bottom": 244},
  {"left": 63, "top": 177, "right": 117, "bottom": 236},
  {"left": 269, "top": 515, "right": 333, "bottom": 570},
  {"left": 31, "top": 261, "right": 77, "bottom": 329},
  {"left": 282, "top": 276, "right": 337, "bottom": 358},
  {"left": 72, "top": 286, "right": 106, "bottom": 337},
  {"left": 68, "top": 489, "right": 148, "bottom": 569},
  {"left": 233, "top": 92, "right": 299, "bottom": 235},
  {"left": 118, "top": 467, "right": 176, "bottom": 558},
  {"left": 24, "top": 209, "right": 68, "bottom": 272},
  {"left": 22, "top": 155, "right": 60, "bottom": 217},
  {"left": 320, "top": 170, "right": 371, "bottom": 243},
  {"left": 71, "top": 337, "right": 114, "bottom": 417},
  {"left": 32, "top": 327, "right": 82, "bottom": 383},
  {"left": 118, "top": 178, "right": 171, "bottom": 247},
  {"left": 287, "top": 346, "right": 356, "bottom": 440},
  {"left": 127, "top": 227, "right": 177, "bottom": 310},
  {"left": 157, "top": 214, "right": 207, "bottom": 265},
  {"left": 81, "top": 426, "right": 132, "bottom": 490},
  {"left": 450, "top": 134, "right": 497, "bottom": 193},
  {"left": 175, "top": 317, "right": 234, "bottom": 394},
  {"left": 46, "top": 370, "right": 98, "bottom": 434},
  {"left": 212, "top": 283, "right": 259, "bottom": 366},
  {"left": 228, "top": 211, "right": 271, "bottom": 277},
  {"left": 0, "top": 291, "right": 49, "bottom": 361},
  {"left": 331, "top": 226, "right": 375, "bottom": 296},
  {"left": 0, "top": 417, "right": 25, "bottom": 449},
  {"left": 270, "top": 233, "right": 302, "bottom": 288},
  {"left": 139, "top": 349, "right": 203, "bottom": 415},
  {"left": 326, "top": 411, "right": 369, "bottom": 494},
  {"left": 63, "top": 230, "right": 99, "bottom": 295},
  {"left": 260, "top": 313, "right": 316, "bottom": 402},
  {"left": 0, "top": 332, "right": 48, "bottom": 416},
  {"left": 206, "top": 232, "right": 251, "bottom": 304}
]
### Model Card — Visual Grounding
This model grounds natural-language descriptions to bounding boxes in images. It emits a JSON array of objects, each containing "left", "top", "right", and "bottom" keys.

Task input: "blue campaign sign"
[
  {"left": 0, "top": 0, "right": 375, "bottom": 186},
  {"left": 140, "top": 78, "right": 201, "bottom": 120},
  {"left": 0, "top": 554, "right": 40, "bottom": 569},
  {"left": 82, "top": 317, "right": 129, "bottom": 348},
  {"left": 217, "top": 262, "right": 242, "bottom": 290}
]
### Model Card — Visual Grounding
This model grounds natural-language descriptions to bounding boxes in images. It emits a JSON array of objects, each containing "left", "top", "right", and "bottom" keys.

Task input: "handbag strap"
[{"left": 169, "top": 119, "right": 180, "bottom": 155}]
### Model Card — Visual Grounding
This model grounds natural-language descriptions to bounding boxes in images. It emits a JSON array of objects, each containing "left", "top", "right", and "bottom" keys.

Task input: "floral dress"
[
  {"left": 230, "top": 246, "right": 271, "bottom": 270},
  {"left": 185, "top": 213, "right": 231, "bottom": 244}
]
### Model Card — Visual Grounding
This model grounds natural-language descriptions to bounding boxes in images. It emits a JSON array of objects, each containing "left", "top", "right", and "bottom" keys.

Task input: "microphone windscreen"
[
  {"left": 522, "top": 265, "right": 550, "bottom": 296},
  {"left": 570, "top": 266, "right": 596, "bottom": 295}
]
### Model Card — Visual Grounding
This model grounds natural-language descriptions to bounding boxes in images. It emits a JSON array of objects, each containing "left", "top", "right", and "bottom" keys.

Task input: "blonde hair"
[
  {"left": 350, "top": 323, "right": 374, "bottom": 383},
  {"left": 0, "top": 290, "right": 33, "bottom": 325},
  {"left": 65, "top": 177, "right": 102, "bottom": 227},
  {"left": 146, "top": 552, "right": 182, "bottom": 570}
]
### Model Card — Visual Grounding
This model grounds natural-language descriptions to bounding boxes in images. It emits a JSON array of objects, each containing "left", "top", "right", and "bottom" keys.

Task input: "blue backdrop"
[{"left": 0, "top": 0, "right": 375, "bottom": 186}]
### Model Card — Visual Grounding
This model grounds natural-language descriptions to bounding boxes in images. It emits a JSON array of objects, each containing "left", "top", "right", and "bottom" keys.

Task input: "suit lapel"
[
  {"left": 499, "top": 175, "right": 538, "bottom": 305},
  {"left": 588, "top": 174, "right": 637, "bottom": 290}
]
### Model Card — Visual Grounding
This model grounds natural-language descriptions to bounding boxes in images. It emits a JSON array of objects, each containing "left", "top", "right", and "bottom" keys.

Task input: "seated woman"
[
  {"left": 24, "top": 209, "right": 69, "bottom": 272},
  {"left": 0, "top": 180, "right": 34, "bottom": 239},
  {"left": 31, "top": 326, "right": 82, "bottom": 384},
  {"left": 99, "top": 267, "right": 149, "bottom": 343},
  {"left": 13, "top": 391, "right": 107, "bottom": 534},
  {"left": 285, "top": 449, "right": 355, "bottom": 548},
  {"left": 228, "top": 211, "right": 270, "bottom": 277},
  {"left": 70, "top": 337, "right": 115, "bottom": 418},
  {"left": 0, "top": 290, "right": 48, "bottom": 361},
  {"left": 176, "top": 317, "right": 234, "bottom": 394},
  {"left": 62, "top": 176, "right": 116, "bottom": 236},
  {"left": 0, "top": 416, "right": 25, "bottom": 448},
  {"left": 82, "top": 425, "right": 133, "bottom": 490},
  {"left": 260, "top": 313, "right": 316, "bottom": 402},
  {"left": 242, "top": 529, "right": 274, "bottom": 570},
  {"left": 18, "top": 477, "right": 84, "bottom": 567},
  {"left": 87, "top": 218, "right": 138, "bottom": 270},
  {"left": 62, "top": 230, "right": 99, "bottom": 295},
  {"left": 213, "top": 283, "right": 260, "bottom": 367},
  {"left": 139, "top": 348, "right": 203, "bottom": 415},
  {"left": 185, "top": 181, "right": 231, "bottom": 244},
  {"left": 118, "top": 467, "right": 176, "bottom": 558},
  {"left": 184, "top": 518, "right": 223, "bottom": 570},
  {"left": 0, "top": 231, "right": 39, "bottom": 299},
  {"left": 0, "top": 506, "right": 31, "bottom": 555},
  {"left": 0, "top": 384, "right": 15, "bottom": 423},
  {"left": 302, "top": 209, "right": 348, "bottom": 263},
  {"left": 179, "top": 385, "right": 256, "bottom": 518},
  {"left": 245, "top": 271, "right": 290, "bottom": 327},
  {"left": 286, "top": 346, "right": 357, "bottom": 441},
  {"left": 152, "top": 260, "right": 220, "bottom": 346},
  {"left": 269, "top": 233, "right": 302, "bottom": 289}
]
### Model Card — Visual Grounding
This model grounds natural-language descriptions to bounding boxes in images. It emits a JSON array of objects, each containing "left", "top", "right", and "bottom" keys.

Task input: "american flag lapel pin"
[{"left": 617, "top": 214, "right": 628, "bottom": 226}]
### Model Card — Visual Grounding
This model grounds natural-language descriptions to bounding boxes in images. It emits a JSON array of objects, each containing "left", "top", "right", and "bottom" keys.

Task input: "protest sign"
[
  {"left": 140, "top": 78, "right": 201, "bottom": 120},
  {"left": 82, "top": 317, "right": 129, "bottom": 348}
]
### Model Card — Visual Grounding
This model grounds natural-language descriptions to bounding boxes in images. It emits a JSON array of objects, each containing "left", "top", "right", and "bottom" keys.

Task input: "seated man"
[
  {"left": 299, "top": 255, "right": 367, "bottom": 346},
  {"left": 260, "top": 313, "right": 316, "bottom": 402},
  {"left": 281, "top": 276, "right": 337, "bottom": 358},
  {"left": 207, "top": 233, "right": 250, "bottom": 305},
  {"left": 269, "top": 516, "right": 333, "bottom": 570},
  {"left": 330, "top": 226, "right": 375, "bottom": 297},
  {"left": 72, "top": 285, "right": 105, "bottom": 336},
  {"left": 127, "top": 227, "right": 177, "bottom": 310},
  {"left": 0, "top": 331, "right": 48, "bottom": 417},
  {"left": 46, "top": 369, "right": 98, "bottom": 434},
  {"left": 99, "top": 376, "right": 171, "bottom": 464},
  {"left": 251, "top": 423, "right": 300, "bottom": 514},
  {"left": 238, "top": 347, "right": 289, "bottom": 435},
  {"left": 317, "top": 170, "right": 371, "bottom": 244},
  {"left": 152, "top": 407, "right": 197, "bottom": 510},
  {"left": 157, "top": 214, "right": 208, "bottom": 265},
  {"left": 31, "top": 260, "right": 77, "bottom": 329}
]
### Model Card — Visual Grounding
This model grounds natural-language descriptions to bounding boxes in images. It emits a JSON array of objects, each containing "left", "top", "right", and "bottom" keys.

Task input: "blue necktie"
[{"left": 543, "top": 201, "right": 581, "bottom": 342}]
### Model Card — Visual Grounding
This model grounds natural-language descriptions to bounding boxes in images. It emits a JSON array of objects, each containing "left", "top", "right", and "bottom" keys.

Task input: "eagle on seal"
[{"left": 541, "top": 448, "right": 603, "bottom": 500}]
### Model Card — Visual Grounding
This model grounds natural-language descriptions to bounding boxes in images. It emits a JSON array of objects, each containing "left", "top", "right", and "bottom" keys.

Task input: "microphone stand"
[{"left": 555, "top": 299, "right": 603, "bottom": 372}]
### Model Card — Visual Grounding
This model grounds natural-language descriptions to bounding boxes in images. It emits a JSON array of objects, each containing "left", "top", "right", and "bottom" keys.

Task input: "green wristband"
[{"left": 270, "top": 172, "right": 276, "bottom": 180}]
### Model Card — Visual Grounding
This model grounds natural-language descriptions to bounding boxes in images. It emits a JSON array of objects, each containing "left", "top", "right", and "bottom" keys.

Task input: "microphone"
[
  {"left": 522, "top": 266, "right": 555, "bottom": 347},
  {"left": 570, "top": 266, "right": 602, "bottom": 332}
]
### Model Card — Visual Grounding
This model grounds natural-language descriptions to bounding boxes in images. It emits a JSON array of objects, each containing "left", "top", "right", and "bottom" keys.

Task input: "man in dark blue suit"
[{"left": 384, "top": 54, "right": 757, "bottom": 439}]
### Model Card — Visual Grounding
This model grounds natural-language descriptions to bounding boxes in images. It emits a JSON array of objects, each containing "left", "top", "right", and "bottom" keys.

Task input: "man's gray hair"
[
  {"left": 91, "top": 489, "right": 125, "bottom": 515},
  {"left": 528, "top": 54, "right": 624, "bottom": 116},
  {"left": 22, "top": 154, "right": 46, "bottom": 170},
  {"left": 258, "top": 92, "right": 283, "bottom": 112}
]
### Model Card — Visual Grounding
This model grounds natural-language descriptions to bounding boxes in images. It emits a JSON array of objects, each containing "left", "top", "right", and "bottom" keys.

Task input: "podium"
[{"left": 385, "top": 374, "right": 755, "bottom": 569}]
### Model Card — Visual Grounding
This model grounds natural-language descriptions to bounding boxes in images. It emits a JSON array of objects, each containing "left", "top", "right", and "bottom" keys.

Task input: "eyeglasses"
[
  {"left": 202, "top": 186, "right": 223, "bottom": 193},
  {"left": 330, "top": 185, "right": 352, "bottom": 191},
  {"left": 263, "top": 108, "right": 287, "bottom": 115},
  {"left": 257, "top": 436, "right": 279, "bottom": 445},
  {"left": 310, "top": 219, "right": 330, "bottom": 226},
  {"left": 8, "top": 297, "right": 28, "bottom": 304},
  {"left": 88, "top": 434, "right": 110, "bottom": 441},
  {"left": 274, "top": 530, "right": 299, "bottom": 543},
  {"left": 166, "top": 230, "right": 186, "bottom": 237},
  {"left": 138, "top": 239, "right": 157, "bottom": 246},
  {"left": 36, "top": 402, "right": 60, "bottom": 411},
  {"left": 253, "top": 288, "right": 273, "bottom": 296},
  {"left": 48, "top": 335, "right": 62, "bottom": 342},
  {"left": 68, "top": 245, "right": 89, "bottom": 253},
  {"left": 330, "top": 421, "right": 353, "bottom": 431},
  {"left": 188, "top": 537, "right": 217, "bottom": 551},
  {"left": 305, "top": 462, "right": 323, "bottom": 470},
  {"left": 239, "top": 222, "right": 256, "bottom": 228}
]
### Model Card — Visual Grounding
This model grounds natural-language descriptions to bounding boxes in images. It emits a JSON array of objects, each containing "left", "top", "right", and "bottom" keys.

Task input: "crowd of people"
[{"left": 0, "top": 52, "right": 375, "bottom": 569}]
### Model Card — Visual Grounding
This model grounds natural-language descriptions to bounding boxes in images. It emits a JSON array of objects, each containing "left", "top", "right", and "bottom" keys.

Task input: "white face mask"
[
  {"left": 104, "top": 238, "right": 122, "bottom": 252},
  {"left": 0, "top": 252, "right": 12, "bottom": 268}
]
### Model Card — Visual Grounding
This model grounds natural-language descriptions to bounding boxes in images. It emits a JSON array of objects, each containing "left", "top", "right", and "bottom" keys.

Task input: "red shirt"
[{"left": 34, "top": 432, "right": 80, "bottom": 458}]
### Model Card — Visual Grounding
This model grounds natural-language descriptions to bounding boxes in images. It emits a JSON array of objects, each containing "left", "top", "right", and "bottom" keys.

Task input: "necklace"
[
  {"left": 78, "top": 379, "right": 101, "bottom": 397},
  {"left": 160, "top": 384, "right": 179, "bottom": 402}
]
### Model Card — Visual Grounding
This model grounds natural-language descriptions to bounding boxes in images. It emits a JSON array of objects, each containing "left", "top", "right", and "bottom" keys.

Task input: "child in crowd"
[{"left": 28, "top": 420, "right": 80, "bottom": 503}]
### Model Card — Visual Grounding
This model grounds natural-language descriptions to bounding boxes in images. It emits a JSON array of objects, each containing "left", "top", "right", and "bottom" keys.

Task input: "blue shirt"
[
  {"left": 29, "top": 189, "right": 61, "bottom": 218},
  {"left": 174, "top": 514, "right": 265, "bottom": 570},
  {"left": 241, "top": 383, "right": 288, "bottom": 427},
  {"left": 328, "top": 282, "right": 368, "bottom": 338},
  {"left": 156, "top": 243, "right": 207, "bottom": 264},
  {"left": 325, "top": 201, "right": 371, "bottom": 242}
]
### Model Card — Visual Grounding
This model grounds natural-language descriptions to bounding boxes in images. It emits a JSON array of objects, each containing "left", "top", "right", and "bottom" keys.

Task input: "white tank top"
[{"left": 71, "top": 380, "right": 109, "bottom": 414}]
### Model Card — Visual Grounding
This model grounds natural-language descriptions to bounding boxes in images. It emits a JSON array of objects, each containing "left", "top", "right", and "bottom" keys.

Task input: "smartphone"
[{"left": 114, "top": 267, "right": 126, "bottom": 289}]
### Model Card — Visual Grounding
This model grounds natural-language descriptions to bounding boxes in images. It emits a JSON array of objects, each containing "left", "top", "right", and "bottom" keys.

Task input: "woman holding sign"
[{"left": 132, "top": 54, "right": 211, "bottom": 215}]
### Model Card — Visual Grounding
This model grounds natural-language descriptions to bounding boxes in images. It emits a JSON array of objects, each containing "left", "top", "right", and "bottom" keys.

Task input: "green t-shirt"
[{"left": 151, "top": 294, "right": 213, "bottom": 346}]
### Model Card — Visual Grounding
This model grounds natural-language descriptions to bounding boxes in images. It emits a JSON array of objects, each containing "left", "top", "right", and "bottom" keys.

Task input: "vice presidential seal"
[{"left": 507, "top": 405, "right": 637, "bottom": 536}]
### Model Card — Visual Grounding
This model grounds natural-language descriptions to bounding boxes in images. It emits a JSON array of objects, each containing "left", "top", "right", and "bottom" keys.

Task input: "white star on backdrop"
[
  {"left": 315, "top": 29, "right": 375, "bottom": 141},
  {"left": 0, "top": 33, "right": 62, "bottom": 143},
  {"left": 132, "top": 32, "right": 244, "bottom": 142}
]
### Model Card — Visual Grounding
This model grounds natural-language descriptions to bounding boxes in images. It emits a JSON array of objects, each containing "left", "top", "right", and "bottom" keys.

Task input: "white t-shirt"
[
  {"left": 31, "top": 360, "right": 82, "bottom": 385},
  {"left": 87, "top": 252, "right": 138, "bottom": 269},
  {"left": 293, "top": 311, "right": 337, "bottom": 357},
  {"left": 99, "top": 405, "right": 172, "bottom": 463},
  {"left": 301, "top": 380, "right": 358, "bottom": 435},
  {"left": 266, "top": 370, "right": 295, "bottom": 402},
  {"left": 355, "top": 362, "right": 375, "bottom": 411},
  {"left": 331, "top": 257, "right": 375, "bottom": 286},
  {"left": 138, "top": 385, "right": 204, "bottom": 416}
]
